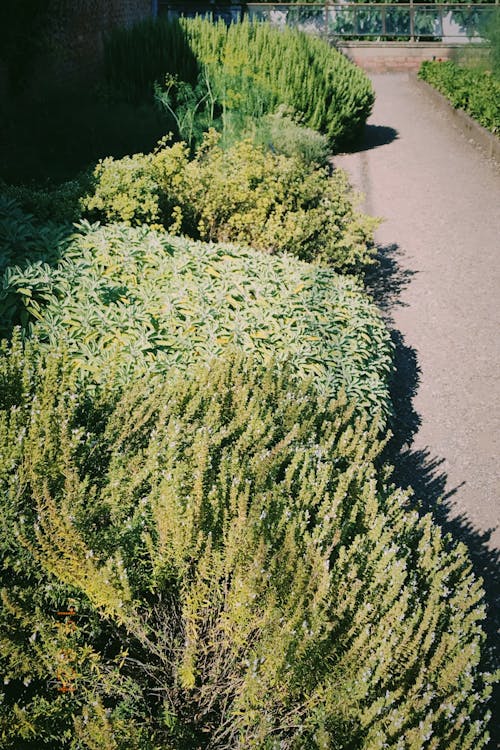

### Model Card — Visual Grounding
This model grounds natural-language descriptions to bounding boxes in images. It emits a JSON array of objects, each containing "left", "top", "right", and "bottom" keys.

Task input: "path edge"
[{"left": 410, "top": 73, "right": 500, "bottom": 164}]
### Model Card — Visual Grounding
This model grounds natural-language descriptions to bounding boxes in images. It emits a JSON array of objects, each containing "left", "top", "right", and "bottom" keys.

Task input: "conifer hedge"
[{"left": 0, "top": 341, "right": 493, "bottom": 749}]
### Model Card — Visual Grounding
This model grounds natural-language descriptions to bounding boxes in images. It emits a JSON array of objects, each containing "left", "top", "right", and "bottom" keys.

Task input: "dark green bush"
[
  {"left": 419, "top": 60, "right": 500, "bottom": 134},
  {"left": 0, "top": 341, "right": 493, "bottom": 748},
  {"left": 0, "top": 176, "right": 89, "bottom": 224}
]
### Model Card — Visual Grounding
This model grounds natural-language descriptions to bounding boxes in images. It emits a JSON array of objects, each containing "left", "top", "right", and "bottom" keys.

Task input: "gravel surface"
[
  {"left": 336, "top": 74, "right": 500, "bottom": 743},
  {"left": 336, "top": 72, "right": 500, "bottom": 551}
]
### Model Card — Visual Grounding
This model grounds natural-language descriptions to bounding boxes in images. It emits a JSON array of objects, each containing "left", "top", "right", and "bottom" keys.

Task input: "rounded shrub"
[
  {"left": 0, "top": 204, "right": 391, "bottom": 419},
  {"left": 0, "top": 341, "right": 493, "bottom": 749}
]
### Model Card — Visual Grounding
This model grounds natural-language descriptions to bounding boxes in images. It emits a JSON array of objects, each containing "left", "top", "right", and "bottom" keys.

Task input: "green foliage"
[
  {"left": 246, "top": 107, "right": 330, "bottom": 167},
  {"left": 83, "top": 133, "right": 377, "bottom": 273},
  {"left": 0, "top": 196, "right": 72, "bottom": 272},
  {"left": 0, "top": 209, "right": 391, "bottom": 419},
  {"left": 0, "top": 342, "right": 493, "bottom": 748},
  {"left": 0, "top": 176, "right": 89, "bottom": 224},
  {"left": 419, "top": 60, "right": 500, "bottom": 134},
  {"left": 183, "top": 17, "right": 374, "bottom": 151},
  {"left": 154, "top": 70, "right": 219, "bottom": 148},
  {"left": 104, "top": 16, "right": 374, "bottom": 151}
]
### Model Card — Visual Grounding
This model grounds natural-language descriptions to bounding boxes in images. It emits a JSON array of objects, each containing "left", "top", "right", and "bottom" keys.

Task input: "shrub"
[
  {"left": 242, "top": 107, "right": 331, "bottom": 167},
  {"left": 83, "top": 133, "right": 377, "bottom": 273},
  {"left": 0, "top": 341, "right": 493, "bottom": 748},
  {"left": 419, "top": 60, "right": 500, "bottom": 134},
  {"left": 183, "top": 17, "right": 374, "bottom": 151},
  {"left": 0, "top": 211, "right": 392, "bottom": 419},
  {"left": 104, "top": 16, "right": 374, "bottom": 151},
  {"left": 0, "top": 196, "right": 71, "bottom": 272}
]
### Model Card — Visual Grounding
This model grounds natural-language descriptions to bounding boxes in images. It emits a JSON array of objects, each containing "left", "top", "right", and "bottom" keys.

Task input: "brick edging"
[{"left": 410, "top": 73, "right": 500, "bottom": 163}]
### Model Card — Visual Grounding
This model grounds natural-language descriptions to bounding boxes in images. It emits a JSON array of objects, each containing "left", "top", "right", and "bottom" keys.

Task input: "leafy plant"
[
  {"left": 0, "top": 208, "right": 392, "bottom": 420},
  {"left": 0, "top": 176, "right": 89, "bottom": 224},
  {"left": 0, "top": 341, "right": 494, "bottom": 748},
  {"left": 419, "top": 60, "right": 500, "bottom": 134},
  {"left": 246, "top": 107, "right": 330, "bottom": 167}
]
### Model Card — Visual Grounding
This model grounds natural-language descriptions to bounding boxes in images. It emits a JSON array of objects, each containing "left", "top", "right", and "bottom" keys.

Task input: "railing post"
[
  {"left": 324, "top": 1, "right": 329, "bottom": 41},
  {"left": 382, "top": 4, "right": 387, "bottom": 36},
  {"left": 410, "top": 0, "right": 415, "bottom": 41}
]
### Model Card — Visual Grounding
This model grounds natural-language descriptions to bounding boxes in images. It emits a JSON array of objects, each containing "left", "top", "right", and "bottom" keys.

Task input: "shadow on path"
[
  {"left": 365, "top": 243, "right": 416, "bottom": 313},
  {"left": 371, "top": 238, "right": 499, "bottom": 747},
  {"left": 345, "top": 124, "right": 399, "bottom": 154}
]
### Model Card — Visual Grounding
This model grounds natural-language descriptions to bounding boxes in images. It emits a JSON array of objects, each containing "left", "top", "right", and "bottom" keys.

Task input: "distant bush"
[
  {"left": 0, "top": 342, "right": 493, "bottom": 749},
  {"left": 0, "top": 176, "right": 88, "bottom": 224},
  {"left": 419, "top": 60, "right": 500, "bottom": 134},
  {"left": 82, "top": 132, "right": 377, "bottom": 273},
  {"left": 0, "top": 208, "right": 392, "bottom": 419}
]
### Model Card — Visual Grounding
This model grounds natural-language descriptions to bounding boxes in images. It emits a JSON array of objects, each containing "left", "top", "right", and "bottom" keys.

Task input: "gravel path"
[
  {"left": 335, "top": 76, "right": 500, "bottom": 742},
  {"left": 336, "top": 72, "right": 500, "bottom": 550}
]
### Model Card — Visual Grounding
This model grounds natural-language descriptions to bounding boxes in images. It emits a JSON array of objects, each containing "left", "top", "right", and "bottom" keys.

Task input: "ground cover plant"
[
  {"left": 419, "top": 60, "right": 500, "bottom": 134},
  {"left": 0, "top": 342, "right": 494, "bottom": 749},
  {"left": 0, "top": 203, "right": 391, "bottom": 420},
  {"left": 82, "top": 132, "right": 377, "bottom": 273}
]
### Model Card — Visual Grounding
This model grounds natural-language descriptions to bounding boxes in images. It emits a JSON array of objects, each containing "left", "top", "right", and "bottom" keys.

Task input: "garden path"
[{"left": 335, "top": 73, "right": 500, "bottom": 556}]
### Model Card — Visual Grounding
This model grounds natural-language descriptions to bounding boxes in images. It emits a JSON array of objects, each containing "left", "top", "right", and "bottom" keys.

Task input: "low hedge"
[
  {"left": 0, "top": 342, "right": 492, "bottom": 749},
  {"left": 419, "top": 60, "right": 500, "bottom": 135}
]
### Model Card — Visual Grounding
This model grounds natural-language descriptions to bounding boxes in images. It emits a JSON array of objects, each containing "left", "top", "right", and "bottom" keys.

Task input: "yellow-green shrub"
[
  {"left": 0, "top": 341, "right": 493, "bottom": 749},
  {"left": 83, "top": 133, "right": 376, "bottom": 272}
]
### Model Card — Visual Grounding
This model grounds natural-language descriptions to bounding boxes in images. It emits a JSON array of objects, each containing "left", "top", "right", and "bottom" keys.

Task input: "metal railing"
[
  {"left": 160, "top": 2, "right": 498, "bottom": 41},
  {"left": 246, "top": 3, "right": 498, "bottom": 42}
]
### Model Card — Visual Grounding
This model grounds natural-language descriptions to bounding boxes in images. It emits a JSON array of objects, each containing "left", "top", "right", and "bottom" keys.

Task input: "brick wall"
[
  {"left": 0, "top": 0, "right": 154, "bottom": 97},
  {"left": 337, "top": 42, "right": 468, "bottom": 73},
  {"left": 44, "top": 0, "right": 154, "bottom": 84}
]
